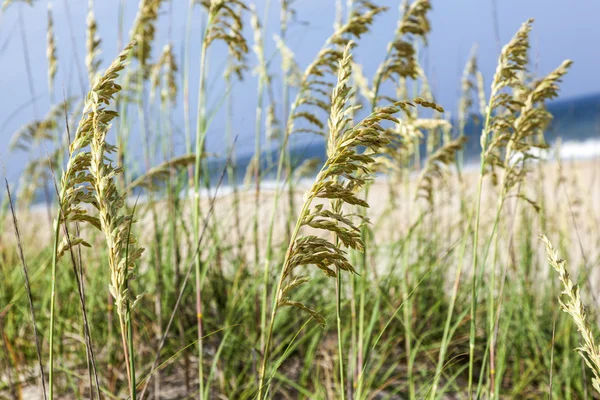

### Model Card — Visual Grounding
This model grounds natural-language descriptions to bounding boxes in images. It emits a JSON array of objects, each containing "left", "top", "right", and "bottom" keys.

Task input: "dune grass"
[{"left": 1, "top": 0, "right": 600, "bottom": 399}]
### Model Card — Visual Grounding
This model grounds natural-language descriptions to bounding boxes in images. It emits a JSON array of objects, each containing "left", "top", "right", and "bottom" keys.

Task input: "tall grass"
[{"left": 1, "top": 1, "right": 599, "bottom": 399}]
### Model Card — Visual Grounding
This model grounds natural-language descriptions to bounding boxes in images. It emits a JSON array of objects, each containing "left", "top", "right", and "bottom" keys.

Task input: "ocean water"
[
  {"left": 20, "top": 93, "right": 600, "bottom": 206},
  {"left": 222, "top": 93, "right": 600, "bottom": 186}
]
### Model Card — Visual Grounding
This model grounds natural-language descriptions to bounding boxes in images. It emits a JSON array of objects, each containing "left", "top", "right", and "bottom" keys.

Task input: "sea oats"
[
  {"left": 150, "top": 43, "right": 178, "bottom": 104},
  {"left": 128, "top": 154, "right": 195, "bottom": 192},
  {"left": 416, "top": 136, "right": 467, "bottom": 205},
  {"left": 277, "top": 42, "right": 406, "bottom": 326},
  {"left": 287, "top": 1, "right": 386, "bottom": 138},
  {"left": 250, "top": 5, "right": 281, "bottom": 143},
  {"left": 266, "top": 103, "right": 281, "bottom": 140},
  {"left": 257, "top": 42, "right": 450, "bottom": 400},
  {"left": 85, "top": 0, "right": 101, "bottom": 85},
  {"left": 542, "top": 234, "right": 600, "bottom": 394},
  {"left": 130, "top": 0, "right": 164, "bottom": 71},
  {"left": 17, "top": 147, "right": 62, "bottom": 208},
  {"left": 200, "top": 0, "right": 249, "bottom": 80},
  {"left": 459, "top": 47, "right": 485, "bottom": 133},
  {"left": 45, "top": 41, "right": 139, "bottom": 399},
  {"left": 372, "top": 0, "right": 431, "bottom": 106},
  {"left": 294, "top": 157, "right": 321, "bottom": 180},
  {"left": 494, "top": 60, "right": 572, "bottom": 193},
  {"left": 274, "top": 34, "right": 302, "bottom": 87},
  {"left": 55, "top": 42, "right": 143, "bottom": 310},
  {"left": 10, "top": 99, "right": 72, "bottom": 151},
  {"left": 481, "top": 19, "right": 571, "bottom": 198},
  {"left": 480, "top": 19, "right": 533, "bottom": 150},
  {"left": 46, "top": 3, "right": 57, "bottom": 93},
  {"left": 373, "top": 97, "right": 445, "bottom": 179},
  {"left": 280, "top": 0, "right": 296, "bottom": 34}
]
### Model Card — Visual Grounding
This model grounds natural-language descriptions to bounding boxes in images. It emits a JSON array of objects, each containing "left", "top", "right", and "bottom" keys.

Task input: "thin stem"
[
  {"left": 193, "top": 19, "right": 211, "bottom": 399},
  {"left": 49, "top": 208, "right": 62, "bottom": 400},
  {"left": 336, "top": 266, "right": 346, "bottom": 400},
  {"left": 258, "top": 196, "right": 315, "bottom": 399},
  {"left": 430, "top": 212, "right": 472, "bottom": 399},
  {"left": 468, "top": 98, "right": 494, "bottom": 397}
]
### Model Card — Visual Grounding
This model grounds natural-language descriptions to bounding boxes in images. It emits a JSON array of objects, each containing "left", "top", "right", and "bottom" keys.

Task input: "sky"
[{"left": 0, "top": 0, "right": 599, "bottom": 179}]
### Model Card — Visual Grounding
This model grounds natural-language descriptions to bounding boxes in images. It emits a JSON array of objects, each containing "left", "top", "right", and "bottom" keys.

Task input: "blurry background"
[{"left": 1, "top": 0, "right": 599, "bottom": 180}]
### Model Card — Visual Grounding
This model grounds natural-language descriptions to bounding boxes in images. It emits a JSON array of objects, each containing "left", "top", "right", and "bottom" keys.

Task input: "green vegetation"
[{"left": 1, "top": 0, "right": 599, "bottom": 399}]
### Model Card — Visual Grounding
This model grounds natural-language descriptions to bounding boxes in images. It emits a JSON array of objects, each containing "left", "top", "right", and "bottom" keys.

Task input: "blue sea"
[
  {"left": 216, "top": 93, "right": 600, "bottom": 187},
  {"left": 17, "top": 92, "right": 600, "bottom": 206}
]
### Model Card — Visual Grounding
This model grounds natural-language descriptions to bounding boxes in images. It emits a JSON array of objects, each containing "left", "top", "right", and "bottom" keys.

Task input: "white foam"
[
  {"left": 555, "top": 138, "right": 600, "bottom": 160},
  {"left": 529, "top": 138, "right": 600, "bottom": 161}
]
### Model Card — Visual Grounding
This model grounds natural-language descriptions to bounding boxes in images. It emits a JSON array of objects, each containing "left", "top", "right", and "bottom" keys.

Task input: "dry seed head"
[
  {"left": 243, "top": 154, "right": 259, "bottom": 187},
  {"left": 274, "top": 34, "right": 302, "bottom": 87},
  {"left": 414, "top": 97, "right": 444, "bottom": 113},
  {"left": 327, "top": 41, "right": 356, "bottom": 158},
  {"left": 294, "top": 157, "right": 321, "bottom": 180},
  {"left": 87, "top": 42, "right": 144, "bottom": 315},
  {"left": 201, "top": 0, "right": 249, "bottom": 80},
  {"left": 86, "top": 0, "right": 102, "bottom": 85},
  {"left": 2, "top": 0, "right": 34, "bottom": 10},
  {"left": 287, "top": 1, "right": 385, "bottom": 138},
  {"left": 46, "top": 3, "right": 57, "bottom": 92},
  {"left": 541, "top": 234, "right": 600, "bottom": 394},
  {"left": 458, "top": 46, "right": 482, "bottom": 132},
  {"left": 373, "top": 0, "right": 431, "bottom": 101},
  {"left": 500, "top": 60, "right": 571, "bottom": 190},
  {"left": 277, "top": 43, "right": 414, "bottom": 325},
  {"left": 416, "top": 135, "right": 466, "bottom": 205},
  {"left": 491, "top": 19, "right": 533, "bottom": 99},
  {"left": 162, "top": 44, "right": 179, "bottom": 103},
  {"left": 480, "top": 19, "right": 533, "bottom": 179},
  {"left": 130, "top": 0, "right": 164, "bottom": 69},
  {"left": 55, "top": 43, "right": 142, "bottom": 319},
  {"left": 17, "top": 147, "right": 62, "bottom": 207},
  {"left": 250, "top": 5, "right": 264, "bottom": 72},
  {"left": 484, "top": 51, "right": 571, "bottom": 195},
  {"left": 127, "top": 153, "right": 195, "bottom": 192},
  {"left": 150, "top": 44, "right": 178, "bottom": 104},
  {"left": 280, "top": 0, "right": 296, "bottom": 34},
  {"left": 10, "top": 100, "right": 72, "bottom": 151},
  {"left": 330, "top": 0, "right": 387, "bottom": 45},
  {"left": 373, "top": 99, "right": 445, "bottom": 177},
  {"left": 266, "top": 103, "right": 281, "bottom": 140}
]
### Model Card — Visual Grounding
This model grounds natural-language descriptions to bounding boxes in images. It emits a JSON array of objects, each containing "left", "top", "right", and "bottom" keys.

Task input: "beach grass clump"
[
  {"left": 1, "top": 2, "right": 599, "bottom": 399},
  {"left": 49, "top": 41, "right": 142, "bottom": 398}
]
